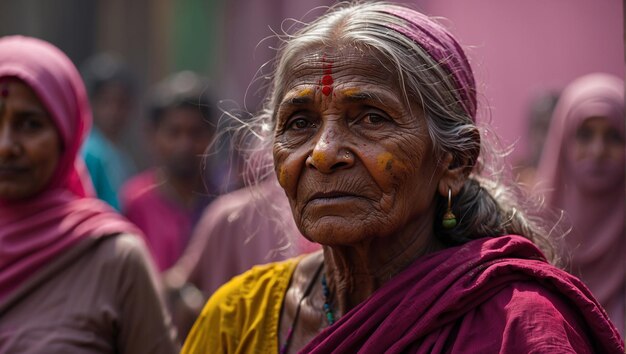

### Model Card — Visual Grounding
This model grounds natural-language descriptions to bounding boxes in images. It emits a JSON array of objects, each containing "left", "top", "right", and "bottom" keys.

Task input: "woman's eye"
[
  {"left": 575, "top": 126, "right": 593, "bottom": 144},
  {"left": 605, "top": 129, "right": 624, "bottom": 145},
  {"left": 360, "top": 112, "right": 388, "bottom": 126},
  {"left": 17, "top": 116, "right": 44, "bottom": 132},
  {"left": 288, "top": 118, "right": 314, "bottom": 130}
]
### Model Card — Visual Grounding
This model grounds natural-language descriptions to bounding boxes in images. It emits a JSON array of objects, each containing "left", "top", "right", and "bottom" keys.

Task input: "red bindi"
[{"left": 320, "top": 56, "right": 334, "bottom": 97}]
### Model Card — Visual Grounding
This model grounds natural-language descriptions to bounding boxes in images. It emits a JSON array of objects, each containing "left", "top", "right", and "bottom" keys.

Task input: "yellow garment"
[{"left": 181, "top": 257, "right": 301, "bottom": 354}]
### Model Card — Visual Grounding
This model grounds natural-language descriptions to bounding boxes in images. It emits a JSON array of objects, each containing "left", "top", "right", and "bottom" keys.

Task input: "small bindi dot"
[{"left": 322, "top": 86, "right": 333, "bottom": 96}]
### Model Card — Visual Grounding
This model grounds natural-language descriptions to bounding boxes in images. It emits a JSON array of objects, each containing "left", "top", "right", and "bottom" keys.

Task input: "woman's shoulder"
[
  {"left": 464, "top": 281, "right": 602, "bottom": 353},
  {"left": 182, "top": 257, "right": 303, "bottom": 354},
  {"left": 74, "top": 233, "right": 157, "bottom": 284},
  {"left": 209, "top": 256, "right": 301, "bottom": 312},
  {"left": 87, "top": 233, "right": 151, "bottom": 264}
]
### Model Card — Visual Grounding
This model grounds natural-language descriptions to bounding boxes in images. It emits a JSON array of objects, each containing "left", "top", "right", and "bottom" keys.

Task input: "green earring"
[{"left": 442, "top": 188, "right": 457, "bottom": 229}]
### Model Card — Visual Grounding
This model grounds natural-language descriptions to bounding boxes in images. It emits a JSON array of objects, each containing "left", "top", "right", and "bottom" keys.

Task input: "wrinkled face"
[
  {"left": 154, "top": 107, "right": 213, "bottom": 179},
  {"left": 566, "top": 116, "right": 625, "bottom": 193},
  {"left": 0, "top": 79, "right": 62, "bottom": 201},
  {"left": 273, "top": 47, "right": 445, "bottom": 245}
]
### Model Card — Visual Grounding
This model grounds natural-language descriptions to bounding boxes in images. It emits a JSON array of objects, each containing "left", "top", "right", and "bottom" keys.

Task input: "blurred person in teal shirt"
[{"left": 81, "top": 53, "right": 137, "bottom": 210}]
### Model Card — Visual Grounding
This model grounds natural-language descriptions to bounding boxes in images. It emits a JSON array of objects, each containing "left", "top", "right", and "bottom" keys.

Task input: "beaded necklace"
[
  {"left": 280, "top": 261, "right": 336, "bottom": 353},
  {"left": 321, "top": 273, "right": 335, "bottom": 325}
]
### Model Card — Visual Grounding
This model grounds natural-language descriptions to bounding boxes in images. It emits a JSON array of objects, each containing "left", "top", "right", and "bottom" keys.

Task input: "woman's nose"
[
  {"left": 305, "top": 126, "right": 354, "bottom": 173},
  {"left": 588, "top": 136, "right": 608, "bottom": 159},
  {"left": 0, "top": 125, "right": 19, "bottom": 159}
]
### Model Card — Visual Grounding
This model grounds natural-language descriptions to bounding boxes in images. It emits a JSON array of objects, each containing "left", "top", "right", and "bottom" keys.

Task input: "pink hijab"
[
  {"left": 536, "top": 73, "right": 625, "bottom": 335},
  {"left": 0, "top": 36, "right": 140, "bottom": 302}
]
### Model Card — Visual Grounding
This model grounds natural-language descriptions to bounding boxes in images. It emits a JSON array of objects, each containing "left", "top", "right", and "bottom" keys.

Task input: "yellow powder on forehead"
[
  {"left": 297, "top": 88, "right": 313, "bottom": 97},
  {"left": 341, "top": 87, "right": 361, "bottom": 97}
]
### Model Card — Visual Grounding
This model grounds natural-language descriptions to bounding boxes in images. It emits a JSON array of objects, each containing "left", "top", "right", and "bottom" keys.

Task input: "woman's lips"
[
  {"left": 0, "top": 166, "right": 29, "bottom": 178},
  {"left": 310, "top": 191, "right": 358, "bottom": 199},
  {"left": 307, "top": 191, "right": 364, "bottom": 206}
]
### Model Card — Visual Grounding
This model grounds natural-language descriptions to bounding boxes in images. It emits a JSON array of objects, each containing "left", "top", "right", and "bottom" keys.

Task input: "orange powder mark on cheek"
[
  {"left": 277, "top": 165, "right": 289, "bottom": 187},
  {"left": 376, "top": 152, "right": 405, "bottom": 173}
]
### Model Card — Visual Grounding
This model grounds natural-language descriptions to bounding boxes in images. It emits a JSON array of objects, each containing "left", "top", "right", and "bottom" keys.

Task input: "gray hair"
[{"left": 234, "top": 1, "right": 557, "bottom": 262}]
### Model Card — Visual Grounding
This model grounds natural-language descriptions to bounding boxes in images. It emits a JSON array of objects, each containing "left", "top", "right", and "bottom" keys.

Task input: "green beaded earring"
[{"left": 442, "top": 188, "right": 457, "bottom": 229}]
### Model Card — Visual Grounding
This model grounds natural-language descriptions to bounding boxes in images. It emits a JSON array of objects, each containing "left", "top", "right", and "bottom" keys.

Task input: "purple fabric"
[
  {"left": 301, "top": 235, "right": 624, "bottom": 353},
  {"left": 382, "top": 7, "right": 477, "bottom": 121}
]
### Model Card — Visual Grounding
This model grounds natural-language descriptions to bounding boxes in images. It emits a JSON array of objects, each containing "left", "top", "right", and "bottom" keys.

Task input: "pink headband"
[{"left": 382, "top": 7, "right": 477, "bottom": 121}]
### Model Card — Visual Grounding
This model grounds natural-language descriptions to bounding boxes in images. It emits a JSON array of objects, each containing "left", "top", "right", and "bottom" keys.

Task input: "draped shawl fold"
[{"left": 302, "top": 235, "right": 624, "bottom": 353}]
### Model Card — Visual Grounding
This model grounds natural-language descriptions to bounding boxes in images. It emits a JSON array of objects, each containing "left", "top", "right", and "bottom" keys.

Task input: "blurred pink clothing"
[
  {"left": 171, "top": 179, "right": 319, "bottom": 297},
  {"left": 120, "top": 170, "right": 210, "bottom": 272},
  {"left": 537, "top": 73, "right": 625, "bottom": 336}
]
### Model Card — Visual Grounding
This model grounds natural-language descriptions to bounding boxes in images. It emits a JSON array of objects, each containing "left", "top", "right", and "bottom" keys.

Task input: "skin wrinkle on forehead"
[
  {"left": 278, "top": 49, "right": 392, "bottom": 106},
  {"left": 277, "top": 86, "right": 408, "bottom": 132},
  {"left": 273, "top": 47, "right": 428, "bottom": 138}
]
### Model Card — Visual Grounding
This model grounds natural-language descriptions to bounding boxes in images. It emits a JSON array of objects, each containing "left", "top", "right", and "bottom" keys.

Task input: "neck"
[
  {"left": 156, "top": 169, "right": 203, "bottom": 208},
  {"left": 322, "top": 209, "right": 442, "bottom": 316},
  {"left": 96, "top": 125, "right": 119, "bottom": 144}
]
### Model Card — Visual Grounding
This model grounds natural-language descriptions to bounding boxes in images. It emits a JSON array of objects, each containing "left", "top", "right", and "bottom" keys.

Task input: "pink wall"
[{"left": 420, "top": 0, "right": 624, "bottom": 161}]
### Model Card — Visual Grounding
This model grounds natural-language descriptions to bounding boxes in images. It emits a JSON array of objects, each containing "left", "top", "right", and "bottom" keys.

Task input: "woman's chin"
[{"left": 301, "top": 217, "right": 377, "bottom": 246}]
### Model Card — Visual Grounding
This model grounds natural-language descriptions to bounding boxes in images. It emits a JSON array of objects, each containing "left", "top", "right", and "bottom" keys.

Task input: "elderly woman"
[
  {"left": 182, "top": 3, "right": 624, "bottom": 353},
  {"left": 0, "top": 36, "right": 177, "bottom": 353},
  {"left": 537, "top": 73, "right": 625, "bottom": 337}
]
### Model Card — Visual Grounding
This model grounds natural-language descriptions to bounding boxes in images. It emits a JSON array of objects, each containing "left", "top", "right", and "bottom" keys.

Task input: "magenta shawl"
[
  {"left": 536, "top": 73, "right": 624, "bottom": 334},
  {"left": 0, "top": 36, "right": 140, "bottom": 301},
  {"left": 302, "top": 236, "right": 624, "bottom": 353}
]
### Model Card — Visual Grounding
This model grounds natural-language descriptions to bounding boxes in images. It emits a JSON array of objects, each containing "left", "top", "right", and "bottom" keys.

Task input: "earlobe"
[{"left": 437, "top": 152, "right": 469, "bottom": 197}]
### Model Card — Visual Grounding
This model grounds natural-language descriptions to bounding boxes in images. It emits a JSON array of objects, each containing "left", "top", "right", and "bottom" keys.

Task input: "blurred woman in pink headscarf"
[
  {"left": 0, "top": 36, "right": 177, "bottom": 353},
  {"left": 537, "top": 73, "right": 625, "bottom": 337}
]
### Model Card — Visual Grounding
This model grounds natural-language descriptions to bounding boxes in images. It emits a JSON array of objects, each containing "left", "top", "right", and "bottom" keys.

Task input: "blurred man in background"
[{"left": 120, "top": 71, "right": 217, "bottom": 273}]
